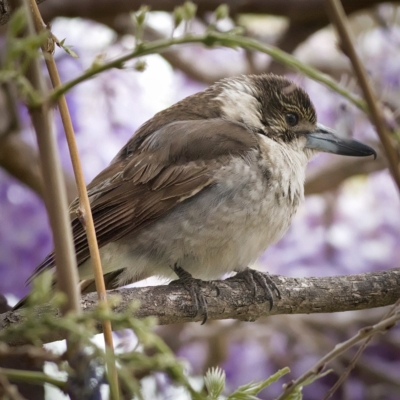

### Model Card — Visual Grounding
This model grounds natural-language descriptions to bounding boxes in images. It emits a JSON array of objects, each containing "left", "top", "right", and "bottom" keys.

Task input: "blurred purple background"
[{"left": 1, "top": 10, "right": 400, "bottom": 400}]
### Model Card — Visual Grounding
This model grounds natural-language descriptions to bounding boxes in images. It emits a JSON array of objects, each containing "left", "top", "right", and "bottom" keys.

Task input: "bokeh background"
[{"left": 1, "top": 1, "right": 400, "bottom": 399}]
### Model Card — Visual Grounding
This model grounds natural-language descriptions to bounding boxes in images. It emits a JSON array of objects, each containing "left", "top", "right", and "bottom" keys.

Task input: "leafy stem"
[
  {"left": 47, "top": 31, "right": 367, "bottom": 113},
  {"left": 0, "top": 367, "right": 67, "bottom": 391}
]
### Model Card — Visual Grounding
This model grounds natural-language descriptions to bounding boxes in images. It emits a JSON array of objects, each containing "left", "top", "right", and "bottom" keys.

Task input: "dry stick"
[
  {"left": 27, "top": 1, "right": 120, "bottom": 398},
  {"left": 275, "top": 311, "right": 400, "bottom": 400},
  {"left": 321, "top": 2, "right": 400, "bottom": 392},
  {"left": 9, "top": 0, "right": 81, "bottom": 315},
  {"left": 326, "top": 0, "right": 400, "bottom": 192},
  {"left": 322, "top": 298, "right": 400, "bottom": 399}
]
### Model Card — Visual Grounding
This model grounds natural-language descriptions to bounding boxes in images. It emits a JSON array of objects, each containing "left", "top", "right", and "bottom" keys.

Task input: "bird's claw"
[
  {"left": 170, "top": 265, "right": 209, "bottom": 324},
  {"left": 236, "top": 268, "right": 281, "bottom": 310}
]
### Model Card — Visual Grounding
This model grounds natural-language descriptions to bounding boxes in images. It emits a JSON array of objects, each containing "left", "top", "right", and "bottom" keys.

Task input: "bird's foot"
[
  {"left": 170, "top": 265, "right": 209, "bottom": 324},
  {"left": 236, "top": 267, "right": 281, "bottom": 310}
]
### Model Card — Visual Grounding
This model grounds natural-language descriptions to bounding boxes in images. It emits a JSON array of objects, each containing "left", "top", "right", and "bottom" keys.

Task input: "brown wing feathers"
[{"left": 29, "top": 119, "right": 257, "bottom": 287}]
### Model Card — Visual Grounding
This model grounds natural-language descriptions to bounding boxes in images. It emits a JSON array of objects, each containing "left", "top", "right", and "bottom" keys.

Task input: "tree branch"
[
  {"left": 0, "top": 133, "right": 77, "bottom": 202},
  {"left": 0, "top": 0, "right": 391, "bottom": 27},
  {"left": 304, "top": 141, "right": 386, "bottom": 195},
  {"left": 267, "top": 20, "right": 326, "bottom": 75},
  {"left": 327, "top": 0, "right": 400, "bottom": 192},
  {"left": 1, "top": 268, "right": 400, "bottom": 346}
]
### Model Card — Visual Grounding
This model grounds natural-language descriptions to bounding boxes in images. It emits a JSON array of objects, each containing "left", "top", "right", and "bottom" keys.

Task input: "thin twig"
[
  {"left": 275, "top": 311, "right": 400, "bottom": 400},
  {"left": 27, "top": 1, "right": 119, "bottom": 398},
  {"left": 45, "top": 31, "right": 367, "bottom": 113},
  {"left": 322, "top": 298, "right": 400, "bottom": 399},
  {"left": 326, "top": 0, "right": 400, "bottom": 191}
]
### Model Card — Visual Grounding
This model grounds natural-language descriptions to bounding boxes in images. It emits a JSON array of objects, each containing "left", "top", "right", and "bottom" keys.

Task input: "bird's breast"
[
  {"left": 155, "top": 150, "right": 306, "bottom": 277},
  {"left": 102, "top": 147, "right": 308, "bottom": 283}
]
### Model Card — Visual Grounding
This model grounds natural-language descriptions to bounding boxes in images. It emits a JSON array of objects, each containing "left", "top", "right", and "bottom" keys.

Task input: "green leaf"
[
  {"left": 228, "top": 367, "right": 290, "bottom": 400},
  {"left": 55, "top": 37, "right": 79, "bottom": 58},
  {"left": 63, "top": 45, "right": 79, "bottom": 59}
]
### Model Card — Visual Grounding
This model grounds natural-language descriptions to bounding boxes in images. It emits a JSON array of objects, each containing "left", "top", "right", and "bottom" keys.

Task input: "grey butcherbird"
[{"left": 15, "top": 74, "right": 376, "bottom": 321}]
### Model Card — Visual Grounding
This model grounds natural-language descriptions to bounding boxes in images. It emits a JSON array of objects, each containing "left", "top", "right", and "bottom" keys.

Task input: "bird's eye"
[{"left": 285, "top": 113, "right": 299, "bottom": 127}]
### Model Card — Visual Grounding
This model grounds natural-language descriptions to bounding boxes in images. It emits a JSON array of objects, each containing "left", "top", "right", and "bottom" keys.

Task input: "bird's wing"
[{"left": 29, "top": 119, "right": 258, "bottom": 283}]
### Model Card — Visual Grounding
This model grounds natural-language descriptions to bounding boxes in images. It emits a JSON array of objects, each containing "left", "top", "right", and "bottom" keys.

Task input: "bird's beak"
[{"left": 306, "top": 123, "right": 377, "bottom": 158}]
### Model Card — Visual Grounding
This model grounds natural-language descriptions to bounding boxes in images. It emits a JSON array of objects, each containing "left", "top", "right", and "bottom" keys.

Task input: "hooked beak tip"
[{"left": 307, "top": 124, "right": 377, "bottom": 159}]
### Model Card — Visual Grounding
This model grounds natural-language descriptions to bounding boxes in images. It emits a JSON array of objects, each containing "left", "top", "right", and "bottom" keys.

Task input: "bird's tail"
[{"left": 12, "top": 268, "right": 127, "bottom": 311}]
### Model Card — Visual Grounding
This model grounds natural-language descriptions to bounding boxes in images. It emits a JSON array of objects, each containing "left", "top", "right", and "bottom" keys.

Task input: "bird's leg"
[
  {"left": 235, "top": 267, "right": 281, "bottom": 310},
  {"left": 170, "top": 264, "right": 209, "bottom": 324}
]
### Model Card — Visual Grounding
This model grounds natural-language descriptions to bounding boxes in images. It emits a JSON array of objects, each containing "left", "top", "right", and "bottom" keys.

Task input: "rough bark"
[{"left": 1, "top": 268, "right": 399, "bottom": 346}]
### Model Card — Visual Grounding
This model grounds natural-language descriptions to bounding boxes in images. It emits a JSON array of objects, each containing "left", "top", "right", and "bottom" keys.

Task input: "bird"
[{"left": 14, "top": 74, "right": 376, "bottom": 320}]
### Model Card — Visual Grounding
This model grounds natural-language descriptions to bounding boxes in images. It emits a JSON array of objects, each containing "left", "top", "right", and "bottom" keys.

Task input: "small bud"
[
  {"left": 135, "top": 5, "right": 149, "bottom": 26},
  {"left": 183, "top": 1, "right": 197, "bottom": 20},
  {"left": 173, "top": 6, "right": 185, "bottom": 29},
  {"left": 134, "top": 60, "right": 147, "bottom": 72},
  {"left": 215, "top": 4, "right": 229, "bottom": 21},
  {"left": 91, "top": 53, "right": 105, "bottom": 69},
  {"left": 115, "top": 61, "right": 125, "bottom": 69}
]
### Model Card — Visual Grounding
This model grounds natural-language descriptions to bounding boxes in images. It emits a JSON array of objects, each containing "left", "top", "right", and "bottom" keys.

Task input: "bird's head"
[
  {"left": 117, "top": 74, "right": 376, "bottom": 165},
  {"left": 214, "top": 74, "right": 376, "bottom": 158}
]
